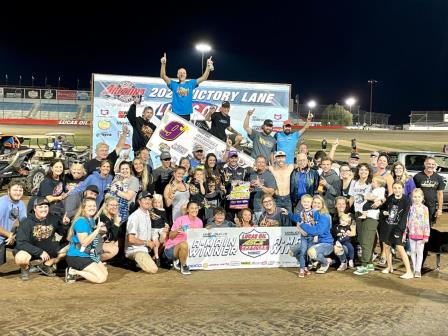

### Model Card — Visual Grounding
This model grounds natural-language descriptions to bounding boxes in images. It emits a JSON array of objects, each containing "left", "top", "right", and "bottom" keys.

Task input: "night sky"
[{"left": 1, "top": 0, "right": 447, "bottom": 124}]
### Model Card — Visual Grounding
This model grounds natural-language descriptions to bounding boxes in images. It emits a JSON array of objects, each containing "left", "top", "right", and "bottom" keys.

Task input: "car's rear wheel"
[{"left": 26, "top": 168, "right": 45, "bottom": 194}]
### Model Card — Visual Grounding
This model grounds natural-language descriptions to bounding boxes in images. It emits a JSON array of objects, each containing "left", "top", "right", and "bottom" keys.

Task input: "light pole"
[
  {"left": 368, "top": 79, "right": 378, "bottom": 125},
  {"left": 307, "top": 100, "right": 316, "bottom": 122},
  {"left": 195, "top": 43, "right": 212, "bottom": 73}
]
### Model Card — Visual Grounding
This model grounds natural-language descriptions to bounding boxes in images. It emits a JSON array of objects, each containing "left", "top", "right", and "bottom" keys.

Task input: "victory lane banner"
[
  {"left": 186, "top": 227, "right": 301, "bottom": 270},
  {"left": 147, "top": 111, "right": 255, "bottom": 167}
]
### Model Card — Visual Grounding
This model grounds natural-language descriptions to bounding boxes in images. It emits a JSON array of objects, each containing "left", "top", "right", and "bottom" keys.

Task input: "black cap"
[
  {"left": 85, "top": 185, "right": 99, "bottom": 194},
  {"left": 33, "top": 197, "right": 50, "bottom": 207},
  {"left": 221, "top": 101, "right": 230, "bottom": 108},
  {"left": 350, "top": 152, "right": 360, "bottom": 160},
  {"left": 138, "top": 190, "right": 152, "bottom": 200},
  {"left": 263, "top": 119, "right": 273, "bottom": 126}
]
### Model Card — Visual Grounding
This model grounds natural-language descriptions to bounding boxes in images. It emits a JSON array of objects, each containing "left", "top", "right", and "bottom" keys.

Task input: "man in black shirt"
[
  {"left": 127, "top": 96, "right": 157, "bottom": 154},
  {"left": 84, "top": 124, "right": 129, "bottom": 175},
  {"left": 205, "top": 101, "right": 242, "bottom": 147},
  {"left": 413, "top": 156, "right": 445, "bottom": 225},
  {"left": 152, "top": 151, "right": 174, "bottom": 195}
]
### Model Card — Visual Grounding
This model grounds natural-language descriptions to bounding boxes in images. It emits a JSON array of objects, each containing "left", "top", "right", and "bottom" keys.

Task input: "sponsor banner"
[
  {"left": 0, "top": 88, "right": 3, "bottom": 98},
  {"left": 41, "top": 89, "right": 56, "bottom": 100},
  {"left": 25, "top": 89, "right": 41, "bottom": 99},
  {"left": 77, "top": 90, "right": 90, "bottom": 101},
  {"left": 92, "top": 74, "right": 290, "bottom": 160},
  {"left": 147, "top": 112, "right": 255, "bottom": 167},
  {"left": 187, "top": 227, "right": 300, "bottom": 270},
  {"left": 4, "top": 88, "right": 24, "bottom": 99},
  {"left": 56, "top": 90, "right": 77, "bottom": 100},
  {"left": 444, "top": 114, "right": 448, "bottom": 123}
]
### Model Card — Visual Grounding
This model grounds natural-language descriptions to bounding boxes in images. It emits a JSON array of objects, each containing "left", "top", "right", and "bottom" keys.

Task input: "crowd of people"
[{"left": 0, "top": 54, "right": 445, "bottom": 284}]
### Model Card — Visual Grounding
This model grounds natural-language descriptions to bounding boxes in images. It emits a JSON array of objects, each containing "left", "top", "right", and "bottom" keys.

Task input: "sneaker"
[
  {"left": 172, "top": 260, "right": 181, "bottom": 271},
  {"left": 36, "top": 263, "right": 56, "bottom": 277},
  {"left": 377, "top": 257, "right": 386, "bottom": 266},
  {"left": 304, "top": 267, "right": 311, "bottom": 276},
  {"left": 400, "top": 272, "right": 414, "bottom": 279},
  {"left": 348, "top": 260, "right": 355, "bottom": 268},
  {"left": 298, "top": 269, "right": 305, "bottom": 278},
  {"left": 354, "top": 266, "right": 369, "bottom": 275},
  {"left": 337, "top": 262, "right": 347, "bottom": 271},
  {"left": 381, "top": 268, "right": 393, "bottom": 274},
  {"left": 366, "top": 264, "right": 375, "bottom": 272},
  {"left": 372, "top": 253, "right": 378, "bottom": 262},
  {"left": 316, "top": 259, "right": 332, "bottom": 274},
  {"left": 64, "top": 267, "right": 77, "bottom": 284},
  {"left": 414, "top": 271, "right": 421, "bottom": 278},
  {"left": 29, "top": 264, "right": 40, "bottom": 273},
  {"left": 20, "top": 267, "right": 30, "bottom": 281},
  {"left": 154, "top": 258, "right": 161, "bottom": 267},
  {"left": 180, "top": 264, "right": 191, "bottom": 275}
]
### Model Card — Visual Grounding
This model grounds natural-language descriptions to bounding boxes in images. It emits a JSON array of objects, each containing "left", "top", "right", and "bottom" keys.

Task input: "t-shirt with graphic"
[
  {"left": 413, "top": 171, "right": 445, "bottom": 208},
  {"left": 37, "top": 177, "right": 66, "bottom": 216},
  {"left": 249, "top": 131, "right": 276, "bottom": 161},
  {"left": 348, "top": 180, "right": 372, "bottom": 213},
  {"left": 275, "top": 131, "right": 300, "bottom": 164},
  {"left": 210, "top": 112, "right": 230, "bottom": 142},
  {"left": 168, "top": 79, "right": 198, "bottom": 116}
]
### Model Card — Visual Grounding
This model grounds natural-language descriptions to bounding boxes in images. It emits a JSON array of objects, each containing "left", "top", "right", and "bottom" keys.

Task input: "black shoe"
[
  {"left": 36, "top": 263, "right": 56, "bottom": 277},
  {"left": 29, "top": 264, "right": 40, "bottom": 273},
  {"left": 154, "top": 258, "right": 161, "bottom": 267},
  {"left": 20, "top": 267, "right": 30, "bottom": 281},
  {"left": 181, "top": 264, "right": 191, "bottom": 275}
]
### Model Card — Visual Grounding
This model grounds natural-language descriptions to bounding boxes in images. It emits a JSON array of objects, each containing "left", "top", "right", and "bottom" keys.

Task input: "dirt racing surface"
[{"left": 1, "top": 219, "right": 448, "bottom": 336}]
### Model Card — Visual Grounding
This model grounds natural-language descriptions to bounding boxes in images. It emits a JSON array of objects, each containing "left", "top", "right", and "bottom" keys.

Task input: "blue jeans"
[
  {"left": 290, "top": 236, "right": 313, "bottom": 268},
  {"left": 274, "top": 195, "right": 292, "bottom": 213},
  {"left": 309, "top": 243, "right": 333, "bottom": 266},
  {"left": 336, "top": 241, "right": 355, "bottom": 263}
]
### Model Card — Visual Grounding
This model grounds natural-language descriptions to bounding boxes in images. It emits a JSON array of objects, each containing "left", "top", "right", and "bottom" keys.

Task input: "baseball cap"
[
  {"left": 193, "top": 144, "right": 204, "bottom": 152},
  {"left": 283, "top": 120, "right": 293, "bottom": 126},
  {"left": 370, "top": 151, "right": 380, "bottom": 157},
  {"left": 275, "top": 151, "right": 286, "bottom": 157},
  {"left": 160, "top": 151, "right": 171, "bottom": 160},
  {"left": 33, "top": 197, "right": 50, "bottom": 207},
  {"left": 228, "top": 149, "right": 239, "bottom": 157},
  {"left": 86, "top": 185, "right": 99, "bottom": 194},
  {"left": 138, "top": 190, "right": 152, "bottom": 200},
  {"left": 221, "top": 101, "right": 230, "bottom": 108},
  {"left": 263, "top": 119, "right": 273, "bottom": 127},
  {"left": 350, "top": 152, "right": 360, "bottom": 160}
]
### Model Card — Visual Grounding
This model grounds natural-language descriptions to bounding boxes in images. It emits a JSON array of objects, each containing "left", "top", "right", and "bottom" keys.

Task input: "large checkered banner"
[
  {"left": 186, "top": 227, "right": 301, "bottom": 270},
  {"left": 92, "top": 74, "right": 290, "bottom": 155}
]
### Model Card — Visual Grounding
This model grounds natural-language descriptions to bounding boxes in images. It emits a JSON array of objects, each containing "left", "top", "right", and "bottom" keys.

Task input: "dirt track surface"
[{"left": 1, "top": 219, "right": 448, "bottom": 335}]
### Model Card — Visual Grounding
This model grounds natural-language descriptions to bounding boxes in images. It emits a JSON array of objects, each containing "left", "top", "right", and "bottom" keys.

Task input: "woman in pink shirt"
[{"left": 164, "top": 201, "right": 203, "bottom": 275}]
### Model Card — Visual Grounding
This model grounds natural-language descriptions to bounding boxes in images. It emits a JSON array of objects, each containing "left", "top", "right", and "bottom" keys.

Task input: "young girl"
[
  {"left": 334, "top": 213, "right": 356, "bottom": 270},
  {"left": 204, "top": 177, "right": 225, "bottom": 221},
  {"left": 150, "top": 194, "right": 170, "bottom": 266},
  {"left": 406, "top": 188, "right": 430, "bottom": 278},
  {"left": 189, "top": 167, "right": 206, "bottom": 219},
  {"left": 359, "top": 176, "right": 386, "bottom": 219},
  {"left": 379, "top": 182, "right": 414, "bottom": 279}
]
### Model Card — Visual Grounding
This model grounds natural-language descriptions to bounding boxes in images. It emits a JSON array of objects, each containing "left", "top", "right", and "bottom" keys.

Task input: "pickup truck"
[{"left": 385, "top": 151, "right": 448, "bottom": 208}]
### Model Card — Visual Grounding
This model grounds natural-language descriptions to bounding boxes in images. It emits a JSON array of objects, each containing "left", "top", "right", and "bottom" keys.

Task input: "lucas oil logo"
[
  {"left": 159, "top": 121, "right": 189, "bottom": 141},
  {"left": 100, "top": 81, "right": 145, "bottom": 103},
  {"left": 239, "top": 229, "right": 270, "bottom": 258}
]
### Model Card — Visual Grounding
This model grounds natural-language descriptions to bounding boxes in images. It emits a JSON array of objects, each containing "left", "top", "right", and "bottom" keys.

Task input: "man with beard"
[
  {"left": 269, "top": 151, "right": 295, "bottom": 212},
  {"left": 275, "top": 114, "right": 312, "bottom": 164},
  {"left": 243, "top": 109, "right": 276, "bottom": 164},
  {"left": 0, "top": 182, "right": 27, "bottom": 267},
  {"left": 290, "top": 153, "right": 320, "bottom": 212},
  {"left": 14, "top": 197, "right": 68, "bottom": 280},
  {"left": 160, "top": 52, "right": 213, "bottom": 121},
  {"left": 249, "top": 156, "right": 277, "bottom": 222},
  {"left": 413, "top": 156, "right": 445, "bottom": 225},
  {"left": 127, "top": 96, "right": 156, "bottom": 154},
  {"left": 190, "top": 144, "right": 205, "bottom": 169},
  {"left": 318, "top": 157, "right": 341, "bottom": 214}
]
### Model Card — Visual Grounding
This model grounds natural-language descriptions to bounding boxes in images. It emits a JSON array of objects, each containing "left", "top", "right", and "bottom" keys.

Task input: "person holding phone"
[{"left": 65, "top": 198, "right": 108, "bottom": 284}]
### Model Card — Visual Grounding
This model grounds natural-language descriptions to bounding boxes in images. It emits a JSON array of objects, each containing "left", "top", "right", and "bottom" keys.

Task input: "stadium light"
[
  {"left": 345, "top": 97, "right": 356, "bottom": 113},
  {"left": 307, "top": 100, "right": 316, "bottom": 109},
  {"left": 195, "top": 42, "right": 212, "bottom": 73}
]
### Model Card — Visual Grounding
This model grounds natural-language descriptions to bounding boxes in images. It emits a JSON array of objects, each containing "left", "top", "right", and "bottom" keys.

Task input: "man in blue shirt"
[
  {"left": 275, "top": 113, "right": 312, "bottom": 164},
  {"left": 0, "top": 182, "right": 27, "bottom": 266},
  {"left": 160, "top": 52, "right": 214, "bottom": 121}
]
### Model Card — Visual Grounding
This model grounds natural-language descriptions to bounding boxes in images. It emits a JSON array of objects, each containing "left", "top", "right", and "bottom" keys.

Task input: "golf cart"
[
  {"left": 45, "top": 132, "right": 91, "bottom": 166},
  {"left": 0, "top": 135, "right": 46, "bottom": 194}
]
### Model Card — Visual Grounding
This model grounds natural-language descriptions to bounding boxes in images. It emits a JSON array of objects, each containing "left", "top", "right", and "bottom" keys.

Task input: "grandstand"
[
  {"left": 409, "top": 110, "right": 448, "bottom": 127},
  {"left": 0, "top": 87, "right": 91, "bottom": 121}
]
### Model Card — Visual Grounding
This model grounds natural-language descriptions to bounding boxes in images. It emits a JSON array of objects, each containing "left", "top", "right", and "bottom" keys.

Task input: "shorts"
[
  {"left": 66, "top": 256, "right": 94, "bottom": 271},
  {"left": 151, "top": 228, "right": 164, "bottom": 241},
  {"left": 164, "top": 246, "right": 175, "bottom": 261}
]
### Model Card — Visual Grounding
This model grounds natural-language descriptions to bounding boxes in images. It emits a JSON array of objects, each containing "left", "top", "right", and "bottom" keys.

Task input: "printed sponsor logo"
[
  {"left": 239, "top": 229, "right": 270, "bottom": 258},
  {"left": 118, "top": 110, "right": 128, "bottom": 118},
  {"left": 96, "top": 132, "right": 112, "bottom": 137},
  {"left": 98, "top": 120, "right": 111, "bottom": 130},
  {"left": 27, "top": 90, "right": 39, "bottom": 98},
  {"left": 274, "top": 114, "right": 282, "bottom": 120},
  {"left": 159, "top": 121, "right": 189, "bottom": 141},
  {"left": 230, "top": 261, "right": 241, "bottom": 267},
  {"left": 189, "top": 264, "right": 203, "bottom": 268},
  {"left": 43, "top": 90, "right": 54, "bottom": 99},
  {"left": 100, "top": 81, "right": 145, "bottom": 103},
  {"left": 100, "top": 109, "right": 109, "bottom": 116},
  {"left": 240, "top": 261, "right": 252, "bottom": 265},
  {"left": 58, "top": 120, "right": 91, "bottom": 126},
  {"left": 57, "top": 90, "right": 77, "bottom": 100}
]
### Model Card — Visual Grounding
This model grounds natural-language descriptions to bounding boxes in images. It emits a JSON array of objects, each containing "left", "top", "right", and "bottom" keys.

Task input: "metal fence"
[{"left": 409, "top": 110, "right": 448, "bottom": 126}]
